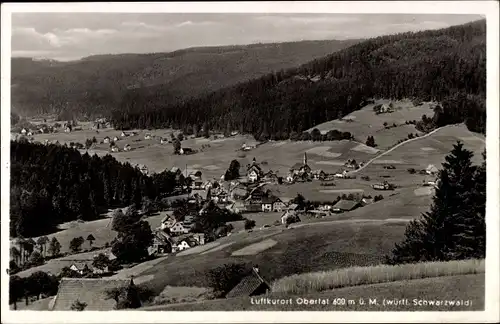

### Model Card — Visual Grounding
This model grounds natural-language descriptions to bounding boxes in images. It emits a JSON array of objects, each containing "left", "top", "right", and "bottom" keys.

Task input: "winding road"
[{"left": 352, "top": 126, "right": 447, "bottom": 173}]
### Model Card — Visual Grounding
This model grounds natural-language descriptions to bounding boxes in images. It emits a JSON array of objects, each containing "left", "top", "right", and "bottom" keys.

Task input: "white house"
[
  {"left": 169, "top": 222, "right": 190, "bottom": 235},
  {"left": 121, "top": 131, "right": 128, "bottom": 137},
  {"left": 21, "top": 128, "right": 27, "bottom": 135},
  {"left": 111, "top": 146, "right": 119, "bottom": 153},
  {"left": 144, "top": 134, "right": 152, "bottom": 140},
  {"left": 113, "top": 136, "right": 120, "bottom": 142},
  {"left": 124, "top": 144, "right": 132, "bottom": 151},
  {"left": 177, "top": 241, "right": 191, "bottom": 251},
  {"left": 27, "top": 131, "right": 33, "bottom": 136},
  {"left": 103, "top": 136, "right": 110, "bottom": 144}
]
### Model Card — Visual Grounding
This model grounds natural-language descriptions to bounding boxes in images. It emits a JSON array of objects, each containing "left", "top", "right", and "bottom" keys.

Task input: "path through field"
[
  {"left": 352, "top": 126, "right": 446, "bottom": 173},
  {"left": 288, "top": 218, "right": 411, "bottom": 229}
]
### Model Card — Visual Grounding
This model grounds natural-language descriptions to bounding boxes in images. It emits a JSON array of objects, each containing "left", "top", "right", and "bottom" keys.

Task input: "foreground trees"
[{"left": 388, "top": 142, "right": 486, "bottom": 264}]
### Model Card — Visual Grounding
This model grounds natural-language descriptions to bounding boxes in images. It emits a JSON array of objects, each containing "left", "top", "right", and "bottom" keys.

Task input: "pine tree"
[{"left": 387, "top": 141, "right": 484, "bottom": 264}]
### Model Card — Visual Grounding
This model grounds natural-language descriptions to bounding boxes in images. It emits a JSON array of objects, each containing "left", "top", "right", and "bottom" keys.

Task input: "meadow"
[
  {"left": 271, "top": 259, "right": 485, "bottom": 294},
  {"left": 138, "top": 220, "right": 407, "bottom": 295},
  {"left": 146, "top": 274, "right": 484, "bottom": 311},
  {"left": 307, "top": 99, "right": 434, "bottom": 141}
]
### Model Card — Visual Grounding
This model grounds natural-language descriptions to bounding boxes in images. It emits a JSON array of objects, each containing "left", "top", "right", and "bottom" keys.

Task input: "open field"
[
  {"left": 231, "top": 239, "right": 278, "bottom": 256},
  {"left": 11, "top": 212, "right": 167, "bottom": 255},
  {"left": 358, "top": 124, "right": 485, "bottom": 174},
  {"left": 307, "top": 99, "right": 435, "bottom": 141},
  {"left": 271, "top": 259, "right": 484, "bottom": 294},
  {"left": 146, "top": 274, "right": 484, "bottom": 311},
  {"left": 138, "top": 220, "right": 406, "bottom": 295}
]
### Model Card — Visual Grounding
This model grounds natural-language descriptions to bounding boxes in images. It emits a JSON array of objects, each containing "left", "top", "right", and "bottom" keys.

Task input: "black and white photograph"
[{"left": 1, "top": 1, "right": 499, "bottom": 323}]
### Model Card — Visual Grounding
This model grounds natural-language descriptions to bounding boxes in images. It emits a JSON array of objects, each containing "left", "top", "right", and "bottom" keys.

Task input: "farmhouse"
[
  {"left": 144, "top": 133, "right": 152, "bottom": 140},
  {"left": 124, "top": 144, "right": 132, "bottom": 152},
  {"left": 372, "top": 181, "right": 395, "bottom": 190},
  {"left": 332, "top": 200, "right": 361, "bottom": 213},
  {"left": 151, "top": 230, "right": 173, "bottom": 255},
  {"left": 262, "top": 171, "right": 280, "bottom": 184},
  {"left": 27, "top": 131, "right": 34, "bottom": 136},
  {"left": 120, "top": 131, "right": 128, "bottom": 137},
  {"left": 139, "top": 165, "right": 149, "bottom": 175},
  {"left": 179, "top": 147, "right": 195, "bottom": 155},
  {"left": 311, "top": 170, "right": 327, "bottom": 180},
  {"left": 113, "top": 136, "right": 120, "bottom": 142},
  {"left": 226, "top": 266, "right": 270, "bottom": 298},
  {"left": 20, "top": 128, "right": 27, "bottom": 135},
  {"left": 160, "top": 137, "right": 169, "bottom": 144},
  {"left": 344, "top": 159, "right": 359, "bottom": 169},
  {"left": 230, "top": 131, "right": 239, "bottom": 136},
  {"left": 168, "top": 222, "right": 190, "bottom": 235},
  {"left": 64, "top": 125, "right": 72, "bottom": 133},
  {"left": 103, "top": 136, "right": 110, "bottom": 144},
  {"left": 69, "top": 262, "right": 93, "bottom": 275},
  {"left": 51, "top": 278, "right": 139, "bottom": 311},
  {"left": 247, "top": 161, "right": 263, "bottom": 183},
  {"left": 226, "top": 201, "right": 246, "bottom": 213},
  {"left": 110, "top": 146, "right": 120, "bottom": 153},
  {"left": 426, "top": 164, "right": 439, "bottom": 175},
  {"left": 261, "top": 196, "right": 285, "bottom": 212}
]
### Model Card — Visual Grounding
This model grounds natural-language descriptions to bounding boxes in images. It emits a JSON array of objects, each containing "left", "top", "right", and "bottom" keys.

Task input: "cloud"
[{"left": 11, "top": 13, "right": 482, "bottom": 61}]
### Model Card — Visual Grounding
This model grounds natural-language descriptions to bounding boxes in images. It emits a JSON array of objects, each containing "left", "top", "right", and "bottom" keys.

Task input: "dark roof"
[
  {"left": 226, "top": 269, "right": 269, "bottom": 298},
  {"left": 261, "top": 196, "right": 281, "bottom": 204},
  {"left": 247, "top": 163, "right": 262, "bottom": 172},
  {"left": 51, "top": 278, "right": 133, "bottom": 311},
  {"left": 333, "top": 199, "right": 360, "bottom": 211}
]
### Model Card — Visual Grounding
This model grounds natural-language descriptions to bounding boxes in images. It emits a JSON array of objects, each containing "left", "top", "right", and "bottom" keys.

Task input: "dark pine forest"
[
  {"left": 112, "top": 20, "right": 486, "bottom": 138},
  {"left": 10, "top": 141, "right": 184, "bottom": 238}
]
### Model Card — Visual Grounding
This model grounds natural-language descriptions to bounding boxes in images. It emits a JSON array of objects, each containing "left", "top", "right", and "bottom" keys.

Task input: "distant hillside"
[
  {"left": 113, "top": 20, "right": 486, "bottom": 136},
  {"left": 11, "top": 39, "right": 360, "bottom": 116}
]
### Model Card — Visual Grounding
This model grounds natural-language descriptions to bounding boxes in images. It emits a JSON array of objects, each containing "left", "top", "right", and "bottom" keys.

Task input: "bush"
[
  {"left": 374, "top": 195, "right": 384, "bottom": 202},
  {"left": 407, "top": 168, "right": 416, "bottom": 174},
  {"left": 244, "top": 219, "right": 256, "bottom": 230},
  {"left": 207, "top": 263, "right": 250, "bottom": 298}
]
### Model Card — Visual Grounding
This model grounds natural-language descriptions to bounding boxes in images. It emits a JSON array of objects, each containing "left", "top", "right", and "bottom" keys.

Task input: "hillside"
[
  {"left": 11, "top": 39, "right": 360, "bottom": 116},
  {"left": 145, "top": 274, "right": 484, "bottom": 311},
  {"left": 113, "top": 20, "right": 486, "bottom": 137}
]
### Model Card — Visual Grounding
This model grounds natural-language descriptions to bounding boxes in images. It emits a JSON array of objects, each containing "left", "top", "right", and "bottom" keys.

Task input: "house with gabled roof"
[
  {"left": 261, "top": 196, "right": 285, "bottom": 212},
  {"left": 225, "top": 266, "right": 270, "bottom": 298},
  {"left": 247, "top": 161, "right": 263, "bottom": 183},
  {"left": 332, "top": 199, "right": 361, "bottom": 213},
  {"left": 51, "top": 278, "right": 139, "bottom": 311}
]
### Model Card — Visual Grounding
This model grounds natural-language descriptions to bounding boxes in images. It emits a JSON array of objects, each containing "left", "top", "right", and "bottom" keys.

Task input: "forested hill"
[
  {"left": 11, "top": 39, "right": 360, "bottom": 117},
  {"left": 112, "top": 19, "right": 486, "bottom": 137}
]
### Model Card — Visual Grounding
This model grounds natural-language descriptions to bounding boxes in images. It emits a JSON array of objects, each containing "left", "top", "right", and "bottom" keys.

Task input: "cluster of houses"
[
  {"left": 19, "top": 122, "right": 75, "bottom": 136},
  {"left": 284, "top": 153, "right": 329, "bottom": 183}
]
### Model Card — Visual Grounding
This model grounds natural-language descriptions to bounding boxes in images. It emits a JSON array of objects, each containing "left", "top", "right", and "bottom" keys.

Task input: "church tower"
[{"left": 303, "top": 152, "right": 308, "bottom": 166}]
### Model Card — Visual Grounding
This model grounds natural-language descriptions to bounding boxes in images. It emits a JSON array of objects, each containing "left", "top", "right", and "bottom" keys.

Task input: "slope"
[
  {"left": 11, "top": 39, "right": 360, "bottom": 116},
  {"left": 113, "top": 20, "right": 486, "bottom": 137}
]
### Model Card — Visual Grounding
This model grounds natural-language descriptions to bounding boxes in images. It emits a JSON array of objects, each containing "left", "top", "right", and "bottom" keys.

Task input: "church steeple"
[{"left": 303, "top": 152, "right": 308, "bottom": 166}]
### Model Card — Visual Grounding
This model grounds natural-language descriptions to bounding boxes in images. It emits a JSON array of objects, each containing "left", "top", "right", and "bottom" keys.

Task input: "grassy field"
[
  {"left": 138, "top": 220, "right": 406, "bottom": 295},
  {"left": 307, "top": 99, "right": 435, "bottom": 141},
  {"left": 13, "top": 213, "right": 167, "bottom": 278},
  {"left": 271, "top": 259, "right": 484, "bottom": 294},
  {"left": 146, "top": 274, "right": 484, "bottom": 311}
]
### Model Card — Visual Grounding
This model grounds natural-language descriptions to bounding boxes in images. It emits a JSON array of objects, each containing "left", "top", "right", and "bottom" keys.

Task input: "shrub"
[
  {"left": 244, "top": 219, "right": 256, "bottom": 230},
  {"left": 407, "top": 168, "right": 416, "bottom": 174}
]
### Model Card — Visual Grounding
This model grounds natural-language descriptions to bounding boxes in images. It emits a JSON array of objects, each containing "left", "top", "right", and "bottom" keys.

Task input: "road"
[{"left": 352, "top": 126, "right": 446, "bottom": 173}]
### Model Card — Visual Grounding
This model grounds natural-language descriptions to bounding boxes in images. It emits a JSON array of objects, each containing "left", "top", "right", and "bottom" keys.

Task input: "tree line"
[
  {"left": 388, "top": 142, "right": 486, "bottom": 263},
  {"left": 111, "top": 20, "right": 486, "bottom": 138},
  {"left": 10, "top": 140, "right": 186, "bottom": 238}
]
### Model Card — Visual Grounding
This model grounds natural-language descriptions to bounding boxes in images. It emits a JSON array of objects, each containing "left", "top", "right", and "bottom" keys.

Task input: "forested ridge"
[
  {"left": 112, "top": 19, "right": 486, "bottom": 137},
  {"left": 10, "top": 141, "right": 184, "bottom": 238},
  {"left": 11, "top": 39, "right": 359, "bottom": 117}
]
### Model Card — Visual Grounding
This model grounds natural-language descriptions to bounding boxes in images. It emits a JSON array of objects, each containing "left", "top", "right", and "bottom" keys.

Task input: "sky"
[{"left": 11, "top": 13, "right": 483, "bottom": 61}]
